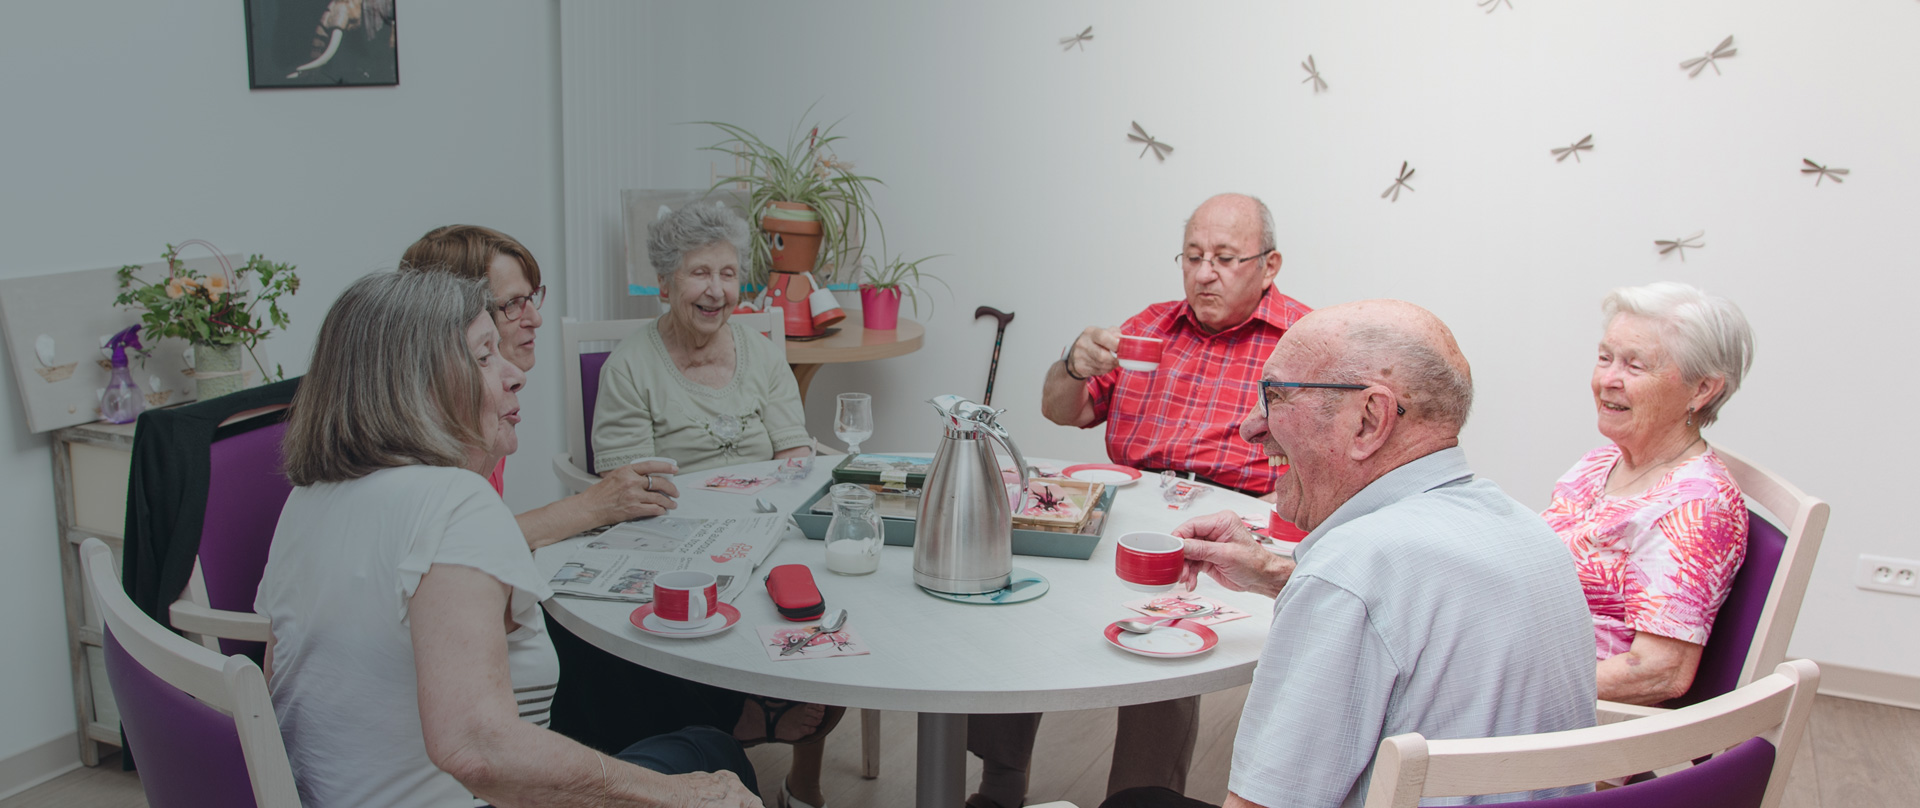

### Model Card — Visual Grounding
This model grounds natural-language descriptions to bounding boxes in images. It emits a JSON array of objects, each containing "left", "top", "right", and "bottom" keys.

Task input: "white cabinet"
[{"left": 51, "top": 420, "right": 134, "bottom": 766}]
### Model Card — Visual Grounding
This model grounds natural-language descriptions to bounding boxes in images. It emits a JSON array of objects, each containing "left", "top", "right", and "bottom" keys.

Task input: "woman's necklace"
[{"left": 1606, "top": 436, "right": 1705, "bottom": 497}]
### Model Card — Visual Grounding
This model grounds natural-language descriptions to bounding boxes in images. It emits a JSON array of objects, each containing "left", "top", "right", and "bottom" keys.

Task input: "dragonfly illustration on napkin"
[{"left": 760, "top": 624, "right": 869, "bottom": 660}]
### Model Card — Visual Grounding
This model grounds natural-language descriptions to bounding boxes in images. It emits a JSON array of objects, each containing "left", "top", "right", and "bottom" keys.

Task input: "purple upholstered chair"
[
  {"left": 169, "top": 413, "right": 295, "bottom": 660},
  {"left": 83, "top": 538, "right": 302, "bottom": 807},
  {"left": 552, "top": 313, "right": 784, "bottom": 493},
  {"left": 1363, "top": 660, "right": 1820, "bottom": 808}
]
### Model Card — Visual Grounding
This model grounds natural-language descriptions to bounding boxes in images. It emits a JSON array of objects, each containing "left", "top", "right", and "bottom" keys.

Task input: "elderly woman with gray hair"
[
  {"left": 574, "top": 202, "right": 838, "bottom": 808},
  {"left": 1541, "top": 281, "right": 1755, "bottom": 706},
  {"left": 593, "top": 202, "right": 812, "bottom": 473}
]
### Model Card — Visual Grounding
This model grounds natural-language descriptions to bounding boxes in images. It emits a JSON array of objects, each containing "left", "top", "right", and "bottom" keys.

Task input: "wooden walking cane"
[{"left": 974, "top": 306, "right": 1015, "bottom": 406}]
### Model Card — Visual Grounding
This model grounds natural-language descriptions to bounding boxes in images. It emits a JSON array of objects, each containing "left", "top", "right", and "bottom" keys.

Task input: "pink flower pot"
[{"left": 861, "top": 286, "right": 902, "bottom": 331}]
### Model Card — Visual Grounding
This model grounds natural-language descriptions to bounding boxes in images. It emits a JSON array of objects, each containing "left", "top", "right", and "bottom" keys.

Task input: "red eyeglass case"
[{"left": 764, "top": 564, "right": 825, "bottom": 621}]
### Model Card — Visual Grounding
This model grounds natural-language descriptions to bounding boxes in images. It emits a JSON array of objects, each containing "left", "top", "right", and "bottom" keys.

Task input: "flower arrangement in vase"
[{"left": 113, "top": 240, "right": 299, "bottom": 400}]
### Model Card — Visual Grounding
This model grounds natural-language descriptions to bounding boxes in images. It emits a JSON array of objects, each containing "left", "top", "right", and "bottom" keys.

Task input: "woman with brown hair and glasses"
[{"left": 402, "top": 225, "right": 678, "bottom": 548}]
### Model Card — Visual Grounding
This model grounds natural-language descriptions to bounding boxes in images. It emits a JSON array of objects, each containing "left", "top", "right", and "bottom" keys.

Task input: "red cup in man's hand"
[
  {"left": 1116, "top": 335, "right": 1165, "bottom": 372},
  {"left": 1116, "top": 531, "right": 1184, "bottom": 591}
]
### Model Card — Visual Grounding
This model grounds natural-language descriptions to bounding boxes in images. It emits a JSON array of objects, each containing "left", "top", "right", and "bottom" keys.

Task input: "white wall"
[
  {"left": 0, "top": 0, "right": 565, "bottom": 775},
  {"left": 571, "top": 0, "right": 1920, "bottom": 675}
]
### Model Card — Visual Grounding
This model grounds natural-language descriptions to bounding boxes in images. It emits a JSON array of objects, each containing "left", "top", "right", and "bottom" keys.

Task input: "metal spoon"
[
  {"left": 780, "top": 609, "right": 849, "bottom": 656},
  {"left": 1116, "top": 605, "right": 1216, "bottom": 634}
]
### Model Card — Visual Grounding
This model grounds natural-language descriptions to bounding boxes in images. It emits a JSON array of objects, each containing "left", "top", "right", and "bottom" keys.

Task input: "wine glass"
[{"left": 835, "top": 393, "right": 874, "bottom": 456}]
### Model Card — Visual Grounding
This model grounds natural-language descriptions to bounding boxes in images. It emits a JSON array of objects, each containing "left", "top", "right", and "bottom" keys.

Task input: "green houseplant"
[
  {"left": 859, "top": 251, "right": 948, "bottom": 330},
  {"left": 114, "top": 241, "right": 299, "bottom": 400},
  {"left": 700, "top": 109, "right": 881, "bottom": 288}
]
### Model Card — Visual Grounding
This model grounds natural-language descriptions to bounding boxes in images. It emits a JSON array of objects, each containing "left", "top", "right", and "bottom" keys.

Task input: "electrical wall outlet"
[{"left": 1855, "top": 554, "right": 1920, "bottom": 596}]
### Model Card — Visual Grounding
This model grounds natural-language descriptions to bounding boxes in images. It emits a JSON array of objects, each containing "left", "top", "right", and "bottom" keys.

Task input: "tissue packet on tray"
[{"left": 830, "top": 454, "right": 932, "bottom": 490}]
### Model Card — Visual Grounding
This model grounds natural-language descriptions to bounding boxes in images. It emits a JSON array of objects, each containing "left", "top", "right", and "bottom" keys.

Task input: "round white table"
[{"left": 536, "top": 457, "right": 1280, "bottom": 808}]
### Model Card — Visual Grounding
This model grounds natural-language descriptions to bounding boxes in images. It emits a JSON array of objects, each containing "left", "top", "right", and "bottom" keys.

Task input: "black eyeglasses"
[
  {"left": 1174, "top": 248, "right": 1273, "bottom": 271},
  {"left": 1261, "top": 380, "right": 1406, "bottom": 418},
  {"left": 493, "top": 286, "right": 546, "bottom": 322}
]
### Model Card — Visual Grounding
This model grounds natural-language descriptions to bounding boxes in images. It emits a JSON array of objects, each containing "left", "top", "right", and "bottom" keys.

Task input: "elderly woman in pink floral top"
[{"left": 1542, "top": 281, "right": 1754, "bottom": 706}]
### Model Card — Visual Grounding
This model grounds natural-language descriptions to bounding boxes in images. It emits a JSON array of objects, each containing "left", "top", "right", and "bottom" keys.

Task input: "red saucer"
[
  {"left": 1103, "top": 619, "right": 1218, "bottom": 658},
  {"left": 630, "top": 602, "right": 742, "bottom": 639},
  {"left": 1062, "top": 464, "right": 1143, "bottom": 486}
]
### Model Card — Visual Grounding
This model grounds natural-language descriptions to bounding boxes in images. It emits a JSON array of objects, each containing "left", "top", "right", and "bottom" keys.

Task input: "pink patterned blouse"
[{"left": 1542, "top": 445, "right": 1748, "bottom": 659}]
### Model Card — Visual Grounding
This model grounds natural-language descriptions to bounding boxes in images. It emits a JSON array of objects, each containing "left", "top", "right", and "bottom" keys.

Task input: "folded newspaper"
[{"left": 547, "top": 515, "right": 788, "bottom": 604}]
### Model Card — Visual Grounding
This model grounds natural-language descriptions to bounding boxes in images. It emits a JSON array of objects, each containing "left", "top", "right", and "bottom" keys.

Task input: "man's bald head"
[{"left": 1291, "top": 299, "right": 1474, "bottom": 435}]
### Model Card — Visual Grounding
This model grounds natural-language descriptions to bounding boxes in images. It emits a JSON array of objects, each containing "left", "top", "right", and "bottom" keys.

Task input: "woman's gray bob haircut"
[
  {"left": 282, "top": 269, "right": 492, "bottom": 485},
  {"left": 648, "top": 201, "right": 751, "bottom": 287},
  {"left": 1602, "top": 281, "right": 1754, "bottom": 428}
]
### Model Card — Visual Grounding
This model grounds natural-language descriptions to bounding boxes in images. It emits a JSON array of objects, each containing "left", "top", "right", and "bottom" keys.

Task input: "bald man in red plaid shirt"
[
  {"left": 966, "top": 194, "right": 1312, "bottom": 808},
  {"left": 1044, "top": 193, "right": 1311, "bottom": 499}
]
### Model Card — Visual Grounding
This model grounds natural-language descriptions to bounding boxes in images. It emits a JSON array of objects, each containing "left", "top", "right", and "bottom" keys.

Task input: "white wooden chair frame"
[
  {"left": 81, "top": 538, "right": 302, "bottom": 807},
  {"left": 1367, "top": 659, "right": 1819, "bottom": 808},
  {"left": 172, "top": 561, "right": 273, "bottom": 649},
  {"left": 553, "top": 313, "right": 785, "bottom": 494},
  {"left": 1598, "top": 445, "right": 1829, "bottom": 724}
]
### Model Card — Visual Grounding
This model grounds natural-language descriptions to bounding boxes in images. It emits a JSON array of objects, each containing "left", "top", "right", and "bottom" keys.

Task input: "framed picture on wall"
[{"left": 244, "top": 0, "right": 398, "bottom": 89}]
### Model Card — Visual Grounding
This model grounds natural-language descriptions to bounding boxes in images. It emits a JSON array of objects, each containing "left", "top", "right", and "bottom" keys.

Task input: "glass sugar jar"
[{"left": 823, "top": 483, "right": 883, "bottom": 575}]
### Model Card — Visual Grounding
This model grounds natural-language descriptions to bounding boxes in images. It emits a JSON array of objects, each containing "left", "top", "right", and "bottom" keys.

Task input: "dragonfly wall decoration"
[
  {"left": 1060, "top": 26, "right": 1093, "bottom": 51},
  {"left": 1801, "top": 159, "right": 1849, "bottom": 186},
  {"left": 1382, "top": 162, "right": 1416, "bottom": 202},
  {"left": 1478, "top": 0, "right": 1514, "bottom": 13},
  {"left": 1301, "top": 55, "right": 1328, "bottom": 93},
  {"left": 1680, "top": 36, "right": 1737, "bottom": 78},
  {"left": 1128, "top": 122, "right": 1174, "bottom": 161},
  {"left": 1656, "top": 232, "right": 1705, "bottom": 261},
  {"left": 1552, "top": 134, "right": 1594, "bottom": 163}
]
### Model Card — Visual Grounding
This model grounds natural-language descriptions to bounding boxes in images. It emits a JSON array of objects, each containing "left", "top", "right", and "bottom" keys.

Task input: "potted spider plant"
[
  {"left": 859, "top": 250, "right": 948, "bottom": 331},
  {"left": 701, "top": 108, "right": 880, "bottom": 338}
]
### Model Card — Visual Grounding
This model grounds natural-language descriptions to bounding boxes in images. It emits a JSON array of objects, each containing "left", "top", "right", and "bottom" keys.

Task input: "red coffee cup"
[
  {"left": 1268, "top": 509, "right": 1308, "bottom": 543},
  {"left": 1116, "top": 531, "right": 1184, "bottom": 591},
  {"left": 1116, "top": 335, "right": 1165, "bottom": 372},
  {"left": 653, "top": 570, "right": 719, "bottom": 629}
]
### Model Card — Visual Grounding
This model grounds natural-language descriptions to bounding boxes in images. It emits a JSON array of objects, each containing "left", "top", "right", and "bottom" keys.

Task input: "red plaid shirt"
[{"left": 1083, "top": 287, "right": 1312, "bottom": 496}]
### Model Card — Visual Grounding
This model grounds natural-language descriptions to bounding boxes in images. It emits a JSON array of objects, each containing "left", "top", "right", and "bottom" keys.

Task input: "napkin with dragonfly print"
[
  {"left": 759, "top": 623, "right": 871, "bottom": 661},
  {"left": 1122, "top": 594, "right": 1251, "bottom": 627}
]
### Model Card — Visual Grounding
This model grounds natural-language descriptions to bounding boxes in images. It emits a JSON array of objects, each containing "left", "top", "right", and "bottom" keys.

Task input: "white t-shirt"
[{"left": 254, "top": 465, "right": 558, "bottom": 808}]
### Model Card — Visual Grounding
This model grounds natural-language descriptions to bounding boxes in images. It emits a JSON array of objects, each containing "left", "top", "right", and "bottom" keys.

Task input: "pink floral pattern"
[{"left": 1542, "top": 445, "right": 1748, "bottom": 659}]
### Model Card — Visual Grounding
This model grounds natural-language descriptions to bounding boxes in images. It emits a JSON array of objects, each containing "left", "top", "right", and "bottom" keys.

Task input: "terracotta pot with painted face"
[{"left": 762, "top": 201, "right": 824, "bottom": 275}]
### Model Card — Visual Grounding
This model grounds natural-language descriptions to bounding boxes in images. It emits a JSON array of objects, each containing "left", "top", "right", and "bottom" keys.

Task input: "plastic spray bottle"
[{"left": 101, "top": 325, "right": 145, "bottom": 424}]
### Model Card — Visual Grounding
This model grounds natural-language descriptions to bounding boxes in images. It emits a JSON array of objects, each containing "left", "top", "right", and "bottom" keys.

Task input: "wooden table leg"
[{"left": 791, "top": 362, "right": 824, "bottom": 402}]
